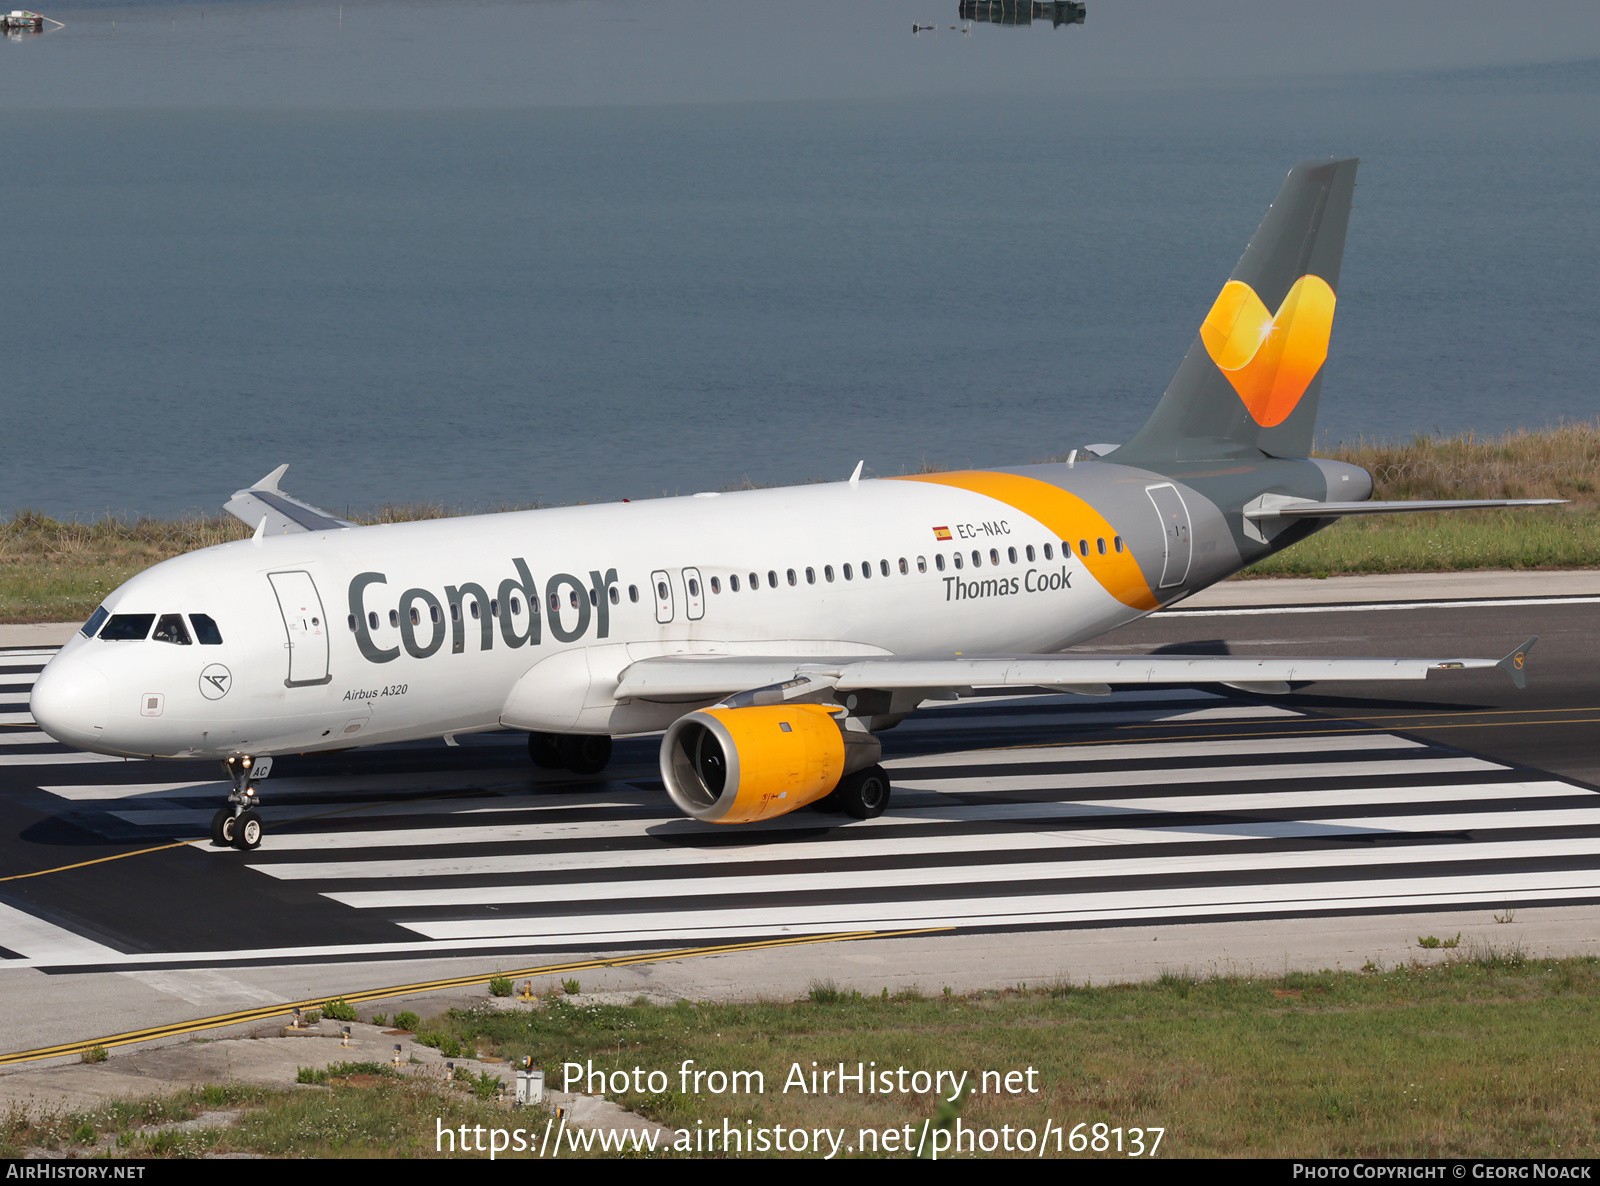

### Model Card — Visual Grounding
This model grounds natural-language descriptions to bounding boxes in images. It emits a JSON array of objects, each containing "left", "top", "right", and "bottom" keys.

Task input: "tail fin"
[{"left": 1111, "top": 158, "right": 1358, "bottom": 467}]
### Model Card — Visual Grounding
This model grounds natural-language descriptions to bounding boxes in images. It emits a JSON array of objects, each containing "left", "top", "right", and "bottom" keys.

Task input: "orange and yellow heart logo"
[{"left": 1199, "top": 274, "right": 1336, "bottom": 427}]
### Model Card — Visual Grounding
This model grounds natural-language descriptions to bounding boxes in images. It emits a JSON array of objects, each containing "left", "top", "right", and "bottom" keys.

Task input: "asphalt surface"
[{"left": 1, "top": 577, "right": 1597, "bottom": 1068}]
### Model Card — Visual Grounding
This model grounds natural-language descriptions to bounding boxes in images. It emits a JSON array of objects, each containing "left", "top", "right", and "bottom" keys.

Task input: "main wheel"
[
  {"left": 210, "top": 808, "right": 236, "bottom": 847},
  {"left": 835, "top": 765, "right": 890, "bottom": 820},
  {"left": 232, "top": 809, "right": 263, "bottom": 851},
  {"left": 560, "top": 734, "right": 612, "bottom": 776},
  {"left": 527, "top": 732, "right": 566, "bottom": 770}
]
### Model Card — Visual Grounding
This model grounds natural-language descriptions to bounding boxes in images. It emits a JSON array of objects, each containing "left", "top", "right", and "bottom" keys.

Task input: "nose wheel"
[{"left": 210, "top": 755, "right": 271, "bottom": 850}]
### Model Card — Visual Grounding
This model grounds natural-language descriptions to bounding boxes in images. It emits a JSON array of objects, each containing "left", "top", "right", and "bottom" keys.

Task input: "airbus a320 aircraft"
[{"left": 32, "top": 158, "right": 1554, "bottom": 851}]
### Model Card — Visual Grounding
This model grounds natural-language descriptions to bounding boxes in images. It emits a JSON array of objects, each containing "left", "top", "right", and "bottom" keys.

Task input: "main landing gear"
[
  {"left": 210, "top": 754, "right": 273, "bottom": 851},
  {"left": 527, "top": 732, "right": 613, "bottom": 776},
  {"left": 814, "top": 764, "right": 891, "bottom": 820}
]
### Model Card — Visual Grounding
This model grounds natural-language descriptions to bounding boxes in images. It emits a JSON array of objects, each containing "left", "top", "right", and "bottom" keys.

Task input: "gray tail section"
[{"left": 1111, "top": 158, "right": 1359, "bottom": 468}]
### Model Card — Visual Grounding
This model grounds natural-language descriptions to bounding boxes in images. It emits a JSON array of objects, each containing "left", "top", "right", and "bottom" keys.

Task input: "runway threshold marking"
[{"left": 0, "top": 928, "right": 948, "bottom": 1066}]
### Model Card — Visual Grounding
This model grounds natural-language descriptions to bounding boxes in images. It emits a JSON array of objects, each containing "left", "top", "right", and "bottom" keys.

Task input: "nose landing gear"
[{"left": 209, "top": 755, "right": 272, "bottom": 850}]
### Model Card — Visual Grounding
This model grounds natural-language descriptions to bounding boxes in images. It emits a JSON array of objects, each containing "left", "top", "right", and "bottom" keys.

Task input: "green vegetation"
[
  {"left": 489, "top": 975, "right": 514, "bottom": 998},
  {"left": 321, "top": 999, "right": 360, "bottom": 1023},
  {"left": 414, "top": 949, "right": 1600, "bottom": 1159},
  {"left": 1243, "top": 423, "right": 1600, "bottom": 577},
  {"left": 6, "top": 952, "right": 1600, "bottom": 1157},
  {"left": 393, "top": 1010, "right": 420, "bottom": 1032},
  {"left": 561, "top": 978, "right": 581, "bottom": 995}
]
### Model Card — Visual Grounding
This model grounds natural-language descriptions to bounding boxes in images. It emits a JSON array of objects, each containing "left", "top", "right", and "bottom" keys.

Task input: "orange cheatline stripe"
[
  {"left": 890, "top": 470, "right": 1159, "bottom": 611},
  {"left": 0, "top": 928, "right": 952, "bottom": 1065}
]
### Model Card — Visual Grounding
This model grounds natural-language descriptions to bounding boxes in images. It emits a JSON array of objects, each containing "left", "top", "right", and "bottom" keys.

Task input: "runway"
[{"left": 2, "top": 588, "right": 1597, "bottom": 978}]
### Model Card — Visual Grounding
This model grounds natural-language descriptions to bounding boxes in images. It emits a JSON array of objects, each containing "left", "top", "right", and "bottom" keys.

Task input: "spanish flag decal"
[
  {"left": 932, "top": 526, "right": 953, "bottom": 541},
  {"left": 1200, "top": 273, "right": 1336, "bottom": 427}
]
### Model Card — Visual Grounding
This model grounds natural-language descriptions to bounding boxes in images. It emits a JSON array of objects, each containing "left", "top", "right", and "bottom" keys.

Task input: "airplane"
[{"left": 30, "top": 157, "right": 1558, "bottom": 852}]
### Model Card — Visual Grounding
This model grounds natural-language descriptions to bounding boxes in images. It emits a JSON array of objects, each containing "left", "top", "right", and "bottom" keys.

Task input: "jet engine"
[{"left": 660, "top": 703, "right": 882, "bottom": 824}]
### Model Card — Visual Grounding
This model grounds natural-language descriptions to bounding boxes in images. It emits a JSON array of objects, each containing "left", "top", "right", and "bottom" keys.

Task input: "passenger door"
[{"left": 268, "top": 570, "right": 332, "bottom": 686}]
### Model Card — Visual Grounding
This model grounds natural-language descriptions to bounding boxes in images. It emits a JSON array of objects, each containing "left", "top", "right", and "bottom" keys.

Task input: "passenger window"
[
  {"left": 569, "top": 591, "right": 579, "bottom": 609},
  {"left": 824, "top": 566, "right": 835, "bottom": 582},
  {"left": 657, "top": 581, "right": 669, "bottom": 602},
  {"left": 689, "top": 578, "right": 700, "bottom": 597},
  {"left": 430, "top": 604, "right": 441, "bottom": 624},
  {"left": 1026, "top": 545, "right": 1036, "bottom": 562},
  {"left": 953, "top": 553, "right": 963, "bottom": 570},
  {"left": 609, "top": 586, "right": 620, "bottom": 605},
  {"left": 628, "top": 585, "right": 640, "bottom": 603},
  {"left": 990, "top": 549, "right": 1000, "bottom": 566},
  {"left": 81, "top": 606, "right": 109, "bottom": 639},
  {"left": 1097, "top": 537, "right": 1107, "bottom": 555},
  {"left": 408, "top": 607, "right": 421, "bottom": 626},
  {"left": 153, "top": 614, "right": 192, "bottom": 645},
  {"left": 749, "top": 572, "right": 759, "bottom": 590},
  {"left": 347, "top": 614, "right": 358, "bottom": 633},
  {"left": 971, "top": 551, "right": 981, "bottom": 567},
  {"left": 768, "top": 570, "right": 778, "bottom": 588},
  {"left": 730, "top": 574, "right": 741, "bottom": 592},
  {"left": 916, "top": 556, "right": 926, "bottom": 573},
  {"left": 898, "top": 558, "right": 908, "bottom": 575},
  {"left": 1043, "top": 543, "right": 1054, "bottom": 560},
  {"left": 786, "top": 569, "right": 796, "bottom": 586},
  {"left": 368, "top": 611, "right": 379, "bottom": 630},
  {"left": 491, "top": 599, "right": 501, "bottom": 618},
  {"left": 805, "top": 568, "right": 816, "bottom": 585},
  {"left": 470, "top": 601, "right": 481, "bottom": 619},
  {"left": 880, "top": 559, "right": 890, "bottom": 577},
  {"left": 1007, "top": 547, "right": 1017, "bottom": 564},
  {"left": 388, "top": 609, "right": 400, "bottom": 628},
  {"left": 450, "top": 602, "right": 460, "bottom": 622},
  {"left": 861, "top": 562, "right": 871, "bottom": 580},
  {"left": 190, "top": 614, "right": 223, "bottom": 645},
  {"left": 710, "top": 576, "right": 721, "bottom": 594},
  {"left": 843, "top": 563, "right": 853, "bottom": 580},
  {"left": 934, "top": 554, "right": 945, "bottom": 571},
  {"left": 99, "top": 613, "right": 155, "bottom": 641},
  {"left": 1114, "top": 535, "right": 1124, "bottom": 553}
]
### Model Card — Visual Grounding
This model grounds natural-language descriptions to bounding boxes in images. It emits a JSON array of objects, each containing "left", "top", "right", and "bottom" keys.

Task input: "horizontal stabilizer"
[
  {"left": 1245, "top": 498, "right": 1566, "bottom": 521},
  {"left": 614, "top": 646, "right": 1532, "bottom": 701},
  {"left": 223, "top": 465, "right": 359, "bottom": 536}
]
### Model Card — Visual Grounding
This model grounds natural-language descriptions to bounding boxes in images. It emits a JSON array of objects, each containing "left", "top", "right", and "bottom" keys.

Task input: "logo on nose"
[{"left": 200, "top": 664, "right": 232, "bottom": 700}]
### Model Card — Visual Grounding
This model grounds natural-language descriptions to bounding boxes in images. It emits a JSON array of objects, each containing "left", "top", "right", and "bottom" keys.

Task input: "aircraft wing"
[
  {"left": 223, "top": 465, "right": 359, "bottom": 535},
  {"left": 614, "top": 637, "right": 1536, "bottom": 700}
]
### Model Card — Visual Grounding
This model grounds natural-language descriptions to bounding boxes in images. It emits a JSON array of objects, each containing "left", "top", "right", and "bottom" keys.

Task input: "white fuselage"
[{"left": 31, "top": 474, "right": 1162, "bottom": 760}]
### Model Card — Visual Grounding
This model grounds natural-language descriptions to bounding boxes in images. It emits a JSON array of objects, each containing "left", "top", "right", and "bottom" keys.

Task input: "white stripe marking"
[
  {"left": 893, "top": 756, "right": 1501, "bottom": 794},
  {"left": 329, "top": 833, "right": 1600, "bottom": 911},
  {"left": 248, "top": 786, "right": 1593, "bottom": 882},
  {"left": 229, "top": 772, "right": 1538, "bottom": 855}
]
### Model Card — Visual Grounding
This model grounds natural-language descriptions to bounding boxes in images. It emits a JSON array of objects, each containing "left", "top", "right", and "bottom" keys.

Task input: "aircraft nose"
[{"left": 30, "top": 653, "right": 110, "bottom": 748}]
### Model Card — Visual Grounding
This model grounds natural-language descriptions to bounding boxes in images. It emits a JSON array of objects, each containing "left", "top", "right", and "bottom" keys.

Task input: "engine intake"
[{"left": 661, "top": 703, "right": 878, "bottom": 824}]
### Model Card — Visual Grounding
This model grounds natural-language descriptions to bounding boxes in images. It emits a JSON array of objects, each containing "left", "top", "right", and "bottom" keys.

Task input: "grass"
[
  {"left": 397, "top": 949, "right": 1597, "bottom": 1159},
  {"left": 4, "top": 952, "right": 1598, "bottom": 1158},
  {"left": 5, "top": 425, "right": 1600, "bottom": 622},
  {"left": 1242, "top": 423, "right": 1600, "bottom": 577}
]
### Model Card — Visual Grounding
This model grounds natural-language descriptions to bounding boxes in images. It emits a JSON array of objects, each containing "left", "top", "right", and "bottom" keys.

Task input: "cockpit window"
[
  {"left": 190, "top": 614, "right": 223, "bottom": 645},
  {"left": 81, "top": 606, "right": 109, "bottom": 639},
  {"left": 99, "top": 613, "right": 155, "bottom": 641},
  {"left": 153, "top": 614, "right": 192, "bottom": 645}
]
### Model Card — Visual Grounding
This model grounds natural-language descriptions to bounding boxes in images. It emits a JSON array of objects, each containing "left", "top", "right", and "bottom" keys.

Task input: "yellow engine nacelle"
[{"left": 661, "top": 703, "right": 853, "bottom": 824}]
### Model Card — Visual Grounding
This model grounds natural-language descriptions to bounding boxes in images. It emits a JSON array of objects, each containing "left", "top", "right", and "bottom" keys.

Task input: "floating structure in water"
[
  {"left": 2, "top": 9, "right": 63, "bottom": 32},
  {"left": 957, "top": 0, "right": 1085, "bottom": 27}
]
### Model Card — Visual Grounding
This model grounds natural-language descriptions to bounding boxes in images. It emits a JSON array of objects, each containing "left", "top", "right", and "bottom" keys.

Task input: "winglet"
[
  {"left": 1498, "top": 636, "right": 1537, "bottom": 689},
  {"left": 849, "top": 460, "right": 864, "bottom": 488},
  {"left": 256, "top": 463, "right": 290, "bottom": 493}
]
